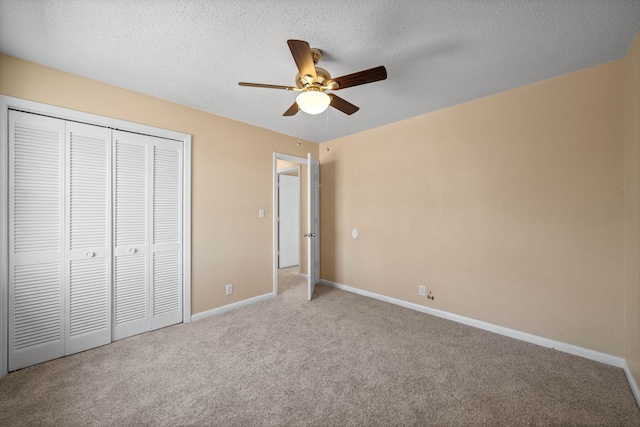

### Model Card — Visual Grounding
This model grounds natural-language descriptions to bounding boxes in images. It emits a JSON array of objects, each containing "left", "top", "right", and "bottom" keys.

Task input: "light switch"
[{"left": 259, "top": 208, "right": 265, "bottom": 218}]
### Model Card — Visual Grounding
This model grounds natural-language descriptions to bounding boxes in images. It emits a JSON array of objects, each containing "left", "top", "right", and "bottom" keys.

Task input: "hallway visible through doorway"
[{"left": 277, "top": 266, "right": 306, "bottom": 294}]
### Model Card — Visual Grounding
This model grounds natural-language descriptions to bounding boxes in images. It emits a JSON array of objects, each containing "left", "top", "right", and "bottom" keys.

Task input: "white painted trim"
[
  {"left": 624, "top": 362, "right": 640, "bottom": 408},
  {"left": 0, "top": 97, "right": 9, "bottom": 378},
  {"left": 300, "top": 273, "right": 309, "bottom": 280},
  {"left": 272, "top": 154, "right": 278, "bottom": 296},
  {"left": 320, "top": 278, "right": 626, "bottom": 368},
  {"left": 182, "top": 136, "right": 192, "bottom": 323},
  {"left": 190, "top": 293, "right": 273, "bottom": 322},
  {"left": 273, "top": 153, "right": 307, "bottom": 296},
  {"left": 0, "top": 95, "right": 193, "bottom": 377},
  {"left": 296, "top": 165, "right": 301, "bottom": 277},
  {"left": 2, "top": 96, "right": 188, "bottom": 141}
]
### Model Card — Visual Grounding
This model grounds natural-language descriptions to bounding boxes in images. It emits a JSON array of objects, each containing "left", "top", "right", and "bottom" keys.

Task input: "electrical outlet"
[
  {"left": 419, "top": 285, "right": 426, "bottom": 297},
  {"left": 226, "top": 284, "right": 233, "bottom": 295}
]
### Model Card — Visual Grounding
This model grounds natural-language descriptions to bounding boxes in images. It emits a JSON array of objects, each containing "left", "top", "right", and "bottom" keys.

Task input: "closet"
[{"left": 7, "top": 110, "right": 184, "bottom": 371}]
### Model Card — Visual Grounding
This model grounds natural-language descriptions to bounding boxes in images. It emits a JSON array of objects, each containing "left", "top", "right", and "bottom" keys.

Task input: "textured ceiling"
[{"left": 1, "top": 1, "right": 639, "bottom": 143}]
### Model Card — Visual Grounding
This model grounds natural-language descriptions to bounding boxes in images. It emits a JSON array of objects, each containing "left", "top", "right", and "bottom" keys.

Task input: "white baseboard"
[
  {"left": 191, "top": 293, "right": 274, "bottom": 322},
  {"left": 300, "top": 273, "right": 309, "bottom": 280},
  {"left": 319, "top": 279, "right": 625, "bottom": 368},
  {"left": 624, "top": 363, "right": 640, "bottom": 408}
]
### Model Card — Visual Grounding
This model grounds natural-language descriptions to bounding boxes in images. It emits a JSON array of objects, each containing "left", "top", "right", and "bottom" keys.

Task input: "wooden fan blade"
[
  {"left": 239, "top": 82, "right": 296, "bottom": 90},
  {"left": 287, "top": 39, "right": 317, "bottom": 82},
  {"left": 283, "top": 101, "right": 299, "bottom": 116},
  {"left": 329, "top": 94, "right": 359, "bottom": 115},
  {"left": 328, "top": 66, "right": 387, "bottom": 90}
]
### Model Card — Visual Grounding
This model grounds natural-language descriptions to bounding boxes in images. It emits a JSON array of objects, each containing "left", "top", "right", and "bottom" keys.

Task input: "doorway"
[
  {"left": 274, "top": 154, "right": 307, "bottom": 296},
  {"left": 277, "top": 166, "right": 300, "bottom": 270},
  {"left": 273, "top": 152, "right": 320, "bottom": 300},
  {"left": 276, "top": 167, "right": 306, "bottom": 294}
]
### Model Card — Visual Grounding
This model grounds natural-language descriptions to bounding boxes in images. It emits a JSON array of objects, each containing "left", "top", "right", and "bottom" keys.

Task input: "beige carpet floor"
[{"left": 1, "top": 267, "right": 639, "bottom": 426}]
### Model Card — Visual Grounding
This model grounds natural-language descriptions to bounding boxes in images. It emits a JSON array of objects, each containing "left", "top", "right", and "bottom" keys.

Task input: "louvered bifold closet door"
[
  {"left": 150, "top": 139, "right": 182, "bottom": 330},
  {"left": 8, "top": 111, "right": 65, "bottom": 371},
  {"left": 112, "top": 131, "right": 149, "bottom": 340},
  {"left": 65, "top": 122, "right": 112, "bottom": 355},
  {"left": 112, "top": 131, "right": 183, "bottom": 339}
]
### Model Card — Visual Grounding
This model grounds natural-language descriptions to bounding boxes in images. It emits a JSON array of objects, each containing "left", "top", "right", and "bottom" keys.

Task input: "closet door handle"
[
  {"left": 85, "top": 252, "right": 95, "bottom": 258},
  {"left": 129, "top": 248, "right": 137, "bottom": 254}
]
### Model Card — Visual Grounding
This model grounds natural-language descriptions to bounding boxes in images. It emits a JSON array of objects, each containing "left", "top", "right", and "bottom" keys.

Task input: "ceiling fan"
[{"left": 238, "top": 39, "right": 387, "bottom": 116}]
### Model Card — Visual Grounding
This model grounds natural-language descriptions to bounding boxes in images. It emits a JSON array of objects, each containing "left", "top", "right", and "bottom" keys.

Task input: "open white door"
[{"left": 307, "top": 153, "right": 320, "bottom": 300}]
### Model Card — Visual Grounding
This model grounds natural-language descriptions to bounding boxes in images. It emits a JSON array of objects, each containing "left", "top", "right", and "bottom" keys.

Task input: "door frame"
[
  {"left": 0, "top": 95, "right": 193, "bottom": 378},
  {"left": 276, "top": 166, "right": 301, "bottom": 272},
  {"left": 306, "top": 153, "right": 320, "bottom": 300},
  {"left": 272, "top": 153, "right": 307, "bottom": 296}
]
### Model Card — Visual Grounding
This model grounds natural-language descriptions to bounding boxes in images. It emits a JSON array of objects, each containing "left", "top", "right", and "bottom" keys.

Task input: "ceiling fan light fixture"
[{"left": 296, "top": 91, "right": 330, "bottom": 115}]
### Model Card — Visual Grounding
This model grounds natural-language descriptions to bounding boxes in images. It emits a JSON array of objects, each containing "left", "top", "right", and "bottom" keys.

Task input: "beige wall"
[
  {"left": 320, "top": 60, "right": 626, "bottom": 356},
  {"left": 0, "top": 54, "right": 319, "bottom": 315},
  {"left": 277, "top": 160, "right": 308, "bottom": 275},
  {"left": 625, "top": 29, "right": 640, "bottom": 389}
]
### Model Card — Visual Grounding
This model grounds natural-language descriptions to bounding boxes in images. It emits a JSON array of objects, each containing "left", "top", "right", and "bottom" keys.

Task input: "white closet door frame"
[{"left": 0, "top": 95, "right": 192, "bottom": 378}]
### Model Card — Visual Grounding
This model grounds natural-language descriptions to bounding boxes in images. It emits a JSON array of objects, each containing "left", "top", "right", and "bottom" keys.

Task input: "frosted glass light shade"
[{"left": 296, "top": 91, "right": 330, "bottom": 115}]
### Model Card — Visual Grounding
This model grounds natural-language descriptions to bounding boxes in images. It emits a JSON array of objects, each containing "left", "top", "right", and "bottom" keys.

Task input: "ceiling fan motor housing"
[{"left": 296, "top": 67, "right": 332, "bottom": 90}]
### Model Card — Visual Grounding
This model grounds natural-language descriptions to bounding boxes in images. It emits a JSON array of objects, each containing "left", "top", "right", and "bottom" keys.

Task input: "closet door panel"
[
  {"left": 112, "top": 131, "right": 149, "bottom": 340},
  {"left": 114, "top": 253, "right": 147, "bottom": 337},
  {"left": 150, "top": 142, "right": 182, "bottom": 329},
  {"left": 65, "top": 122, "right": 112, "bottom": 355},
  {"left": 152, "top": 251, "right": 181, "bottom": 322},
  {"left": 8, "top": 111, "right": 65, "bottom": 371}
]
